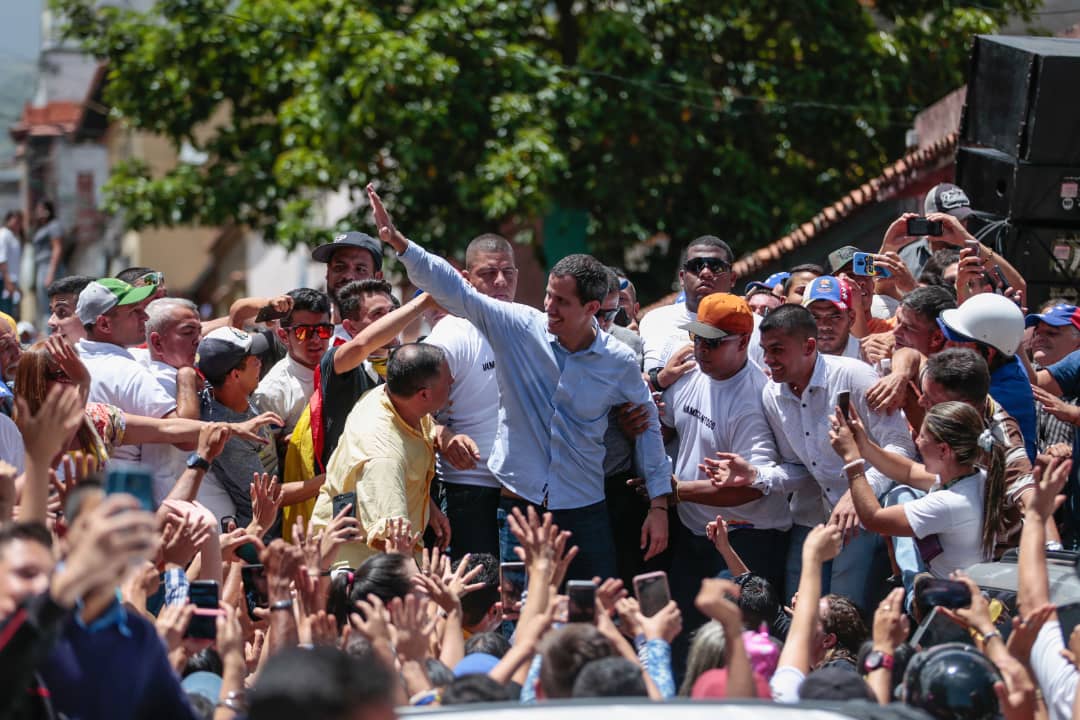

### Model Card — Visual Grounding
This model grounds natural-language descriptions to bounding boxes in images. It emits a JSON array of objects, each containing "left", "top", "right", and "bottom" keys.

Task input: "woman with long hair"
[{"left": 829, "top": 400, "right": 1006, "bottom": 579}]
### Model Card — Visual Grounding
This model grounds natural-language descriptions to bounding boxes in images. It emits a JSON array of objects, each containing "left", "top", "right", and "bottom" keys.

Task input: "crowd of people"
[{"left": 0, "top": 178, "right": 1078, "bottom": 720}]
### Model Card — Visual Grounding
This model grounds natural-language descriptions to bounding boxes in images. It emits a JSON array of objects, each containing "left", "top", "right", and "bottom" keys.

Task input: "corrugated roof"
[{"left": 641, "top": 132, "right": 958, "bottom": 314}]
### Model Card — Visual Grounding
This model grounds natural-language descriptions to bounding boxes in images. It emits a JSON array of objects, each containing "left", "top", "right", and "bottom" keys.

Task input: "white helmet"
[{"left": 937, "top": 293, "right": 1024, "bottom": 356}]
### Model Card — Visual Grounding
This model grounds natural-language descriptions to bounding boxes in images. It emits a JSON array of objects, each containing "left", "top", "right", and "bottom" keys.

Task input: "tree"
[{"left": 54, "top": 0, "right": 1037, "bottom": 299}]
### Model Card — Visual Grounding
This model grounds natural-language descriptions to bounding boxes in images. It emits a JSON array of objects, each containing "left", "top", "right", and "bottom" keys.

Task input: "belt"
[{"left": 500, "top": 488, "right": 548, "bottom": 509}]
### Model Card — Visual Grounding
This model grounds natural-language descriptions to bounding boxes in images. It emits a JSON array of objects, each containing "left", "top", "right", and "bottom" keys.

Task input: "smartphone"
[
  {"left": 254, "top": 305, "right": 291, "bottom": 323},
  {"left": 906, "top": 217, "right": 943, "bottom": 237},
  {"left": 851, "top": 252, "right": 892, "bottom": 278},
  {"left": 911, "top": 606, "right": 975, "bottom": 649},
  {"left": 241, "top": 564, "right": 269, "bottom": 615},
  {"left": 567, "top": 580, "right": 597, "bottom": 623},
  {"left": 993, "top": 266, "right": 1012, "bottom": 294},
  {"left": 186, "top": 580, "right": 220, "bottom": 639},
  {"left": 633, "top": 571, "right": 671, "bottom": 618},
  {"left": 499, "top": 562, "right": 526, "bottom": 620},
  {"left": 220, "top": 515, "right": 237, "bottom": 534},
  {"left": 837, "top": 390, "right": 851, "bottom": 418},
  {"left": 332, "top": 492, "right": 357, "bottom": 519},
  {"left": 915, "top": 578, "right": 972, "bottom": 613},
  {"left": 964, "top": 237, "right": 981, "bottom": 257},
  {"left": 105, "top": 464, "right": 155, "bottom": 511}
]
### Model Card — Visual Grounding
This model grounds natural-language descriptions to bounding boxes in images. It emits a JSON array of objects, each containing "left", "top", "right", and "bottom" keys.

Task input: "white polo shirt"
[
  {"left": 760, "top": 353, "right": 915, "bottom": 526},
  {"left": 902, "top": 469, "right": 987, "bottom": 578},
  {"left": 661, "top": 361, "right": 794, "bottom": 533},
  {"left": 78, "top": 339, "right": 177, "bottom": 463},
  {"left": 423, "top": 315, "right": 500, "bottom": 488},
  {"left": 252, "top": 354, "right": 316, "bottom": 438}
]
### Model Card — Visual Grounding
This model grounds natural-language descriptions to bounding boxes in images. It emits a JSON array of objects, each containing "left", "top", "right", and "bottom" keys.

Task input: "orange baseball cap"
[{"left": 680, "top": 293, "right": 754, "bottom": 339}]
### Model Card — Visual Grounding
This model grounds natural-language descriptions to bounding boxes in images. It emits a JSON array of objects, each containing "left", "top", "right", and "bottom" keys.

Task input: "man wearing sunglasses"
[
  {"left": 253, "top": 288, "right": 332, "bottom": 444},
  {"left": 639, "top": 236, "right": 764, "bottom": 392}
]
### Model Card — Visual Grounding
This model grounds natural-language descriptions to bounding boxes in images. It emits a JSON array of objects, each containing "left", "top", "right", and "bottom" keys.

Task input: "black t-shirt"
[{"left": 318, "top": 345, "right": 380, "bottom": 469}]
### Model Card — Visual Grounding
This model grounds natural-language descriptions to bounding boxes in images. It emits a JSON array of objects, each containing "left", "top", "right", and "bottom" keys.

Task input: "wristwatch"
[
  {"left": 863, "top": 649, "right": 894, "bottom": 673},
  {"left": 648, "top": 367, "right": 668, "bottom": 392},
  {"left": 185, "top": 453, "right": 211, "bottom": 472}
]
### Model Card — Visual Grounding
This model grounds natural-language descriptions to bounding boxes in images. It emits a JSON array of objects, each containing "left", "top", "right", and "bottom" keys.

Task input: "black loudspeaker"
[
  {"left": 990, "top": 223, "right": 1080, "bottom": 308},
  {"left": 957, "top": 146, "right": 1080, "bottom": 223},
  {"left": 961, "top": 35, "right": 1080, "bottom": 165}
]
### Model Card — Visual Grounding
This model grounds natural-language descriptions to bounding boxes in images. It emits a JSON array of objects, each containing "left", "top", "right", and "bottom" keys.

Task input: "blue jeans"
[
  {"left": 498, "top": 497, "right": 617, "bottom": 582},
  {"left": 442, "top": 482, "right": 500, "bottom": 561},
  {"left": 884, "top": 485, "right": 928, "bottom": 610},
  {"left": 785, "top": 523, "right": 889, "bottom": 612}
]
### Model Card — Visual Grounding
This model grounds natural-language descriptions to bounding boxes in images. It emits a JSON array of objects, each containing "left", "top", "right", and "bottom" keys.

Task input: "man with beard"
[
  {"left": 802, "top": 276, "right": 863, "bottom": 361},
  {"left": 640, "top": 236, "right": 763, "bottom": 392},
  {"left": 310, "top": 231, "right": 384, "bottom": 331},
  {"left": 1025, "top": 303, "right": 1080, "bottom": 453}
]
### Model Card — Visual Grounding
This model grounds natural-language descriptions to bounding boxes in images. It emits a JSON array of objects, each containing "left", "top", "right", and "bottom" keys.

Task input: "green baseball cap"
[{"left": 76, "top": 278, "right": 158, "bottom": 325}]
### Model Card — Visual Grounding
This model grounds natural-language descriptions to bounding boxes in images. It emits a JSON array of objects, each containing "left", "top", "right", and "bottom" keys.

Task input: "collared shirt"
[
  {"left": 132, "top": 356, "right": 192, "bottom": 505},
  {"left": 761, "top": 353, "right": 916, "bottom": 526},
  {"left": 662, "top": 361, "right": 795, "bottom": 533},
  {"left": 986, "top": 395, "right": 1035, "bottom": 543},
  {"left": 398, "top": 242, "right": 672, "bottom": 509},
  {"left": 77, "top": 339, "right": 177, "bottom": 464},
  {"left": 423, "top": 315, "right": 500, "bottom": 488},
  {"left": 311, "top": 385, "right": 436, "bottom": 568},
  {"left": 74, "top": 591, "right": 131, "bottom": 638},
  {"left": 253, "top": 353, "right": 316, "bottom": 438},
  {"left": 840, "top": 333, "right": 863, "bottom": 361}
]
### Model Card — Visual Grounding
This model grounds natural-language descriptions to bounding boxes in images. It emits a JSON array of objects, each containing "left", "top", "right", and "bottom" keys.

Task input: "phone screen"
[
  {"left": 567, "top": 580, "right": 597, "bottom": 623},
  {"left": 915, "top": 578, "right": 972, "bottom": 614},
  {"left": 837, "top": 391, "right": 851, "bottom": 418},
  {"left": 241, "top": 564, "right": 269, "bottom": 616},
  {"left": 187, "top": 581, "right": 220, "bottom": 639},
  {"left": 105, "top": 465, "right": 155, "bottom": 511},
  {"left": 1058, "top": 602, "right": 1080, "bottom": 646},
  {"left": 499, "top": 562, "right": 526, "bottom": 620},
  {"left": 332, "top": 492, "right": 357, "bottom": 519},
  {"left": 634, "top": 572, "right": 671, "bottom": 617}
]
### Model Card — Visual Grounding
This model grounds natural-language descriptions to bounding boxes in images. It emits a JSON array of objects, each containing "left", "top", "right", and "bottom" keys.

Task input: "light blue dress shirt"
[{"left": 399, "top": 242, "right": 672, "bottom": 510}]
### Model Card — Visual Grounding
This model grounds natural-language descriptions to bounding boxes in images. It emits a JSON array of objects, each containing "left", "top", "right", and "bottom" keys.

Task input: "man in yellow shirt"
[{"left": 310, "top": 342, "right": 452, "bottom": 568}]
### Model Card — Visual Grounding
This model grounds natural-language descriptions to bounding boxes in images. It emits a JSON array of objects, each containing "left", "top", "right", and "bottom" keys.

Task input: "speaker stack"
[{"left": 956, "top": 35, "right": 1080, "bottom": 308}]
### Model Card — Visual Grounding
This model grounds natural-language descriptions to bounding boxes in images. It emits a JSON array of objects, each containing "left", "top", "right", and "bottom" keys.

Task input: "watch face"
[{"left": 864, "top": 650, "right": 884, "bottom": 672}]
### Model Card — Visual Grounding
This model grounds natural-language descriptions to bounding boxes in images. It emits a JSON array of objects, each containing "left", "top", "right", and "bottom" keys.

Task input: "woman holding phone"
[{"left": 828, "top": 400, "right": 1006, "bottom": 581}]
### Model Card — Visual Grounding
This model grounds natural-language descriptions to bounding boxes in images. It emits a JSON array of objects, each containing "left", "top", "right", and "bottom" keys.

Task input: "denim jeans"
[
  {"left": 785, "top": 522, "right": 890, "bottom": 612},
  {"left": 442, "top": 482, "right": 501, "bottom": 561},
  {"left": 497, "top": 496, "right": 617, "bottom": 582},
  {"left": 883, "top": 485, "right": 928, "bottom": 610},
  {"left": 668, "top": 518, "right": 789, "bottom": 681}
]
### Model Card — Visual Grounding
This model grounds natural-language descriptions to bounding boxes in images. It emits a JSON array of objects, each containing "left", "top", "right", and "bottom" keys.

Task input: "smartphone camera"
[{"left": 907, "top": 217, "right": 943, "bottom": 237}]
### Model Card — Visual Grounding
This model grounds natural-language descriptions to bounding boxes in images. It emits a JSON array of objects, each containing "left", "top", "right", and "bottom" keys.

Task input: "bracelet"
[
  {"left": 1046, "top": 541, "right": 1064, "bottom": 552},
  {"left": 673, "top": 482, "right": 682, "bottom": 504},
  {"left": 270, "top": 599, "right": 294, "bottom": 611},
  {"left": 216, "top": 690, "right": 247, "bottom": 712},
  {"left": 649, "top": 506, "right": 667, "bottom": 513},
  {"left": 842, "top": 459, "right": 865, "bottom": 472},
  {"left": 981, "top": 629, "right": 1003, "bottom": 645}
]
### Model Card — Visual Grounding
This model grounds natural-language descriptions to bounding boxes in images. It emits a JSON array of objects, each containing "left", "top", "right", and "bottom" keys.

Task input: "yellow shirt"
[
  {"left": 310, "top": 385, "right": 436, "bottom": 569},
  {"left": 281, "top": 404, "right": 318, "bottom": 543}
]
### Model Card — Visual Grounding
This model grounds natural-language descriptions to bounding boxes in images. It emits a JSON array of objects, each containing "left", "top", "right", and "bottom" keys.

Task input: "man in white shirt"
[
  {"left": 135, "top": 297, "right": 206, "bottom": 503},
  {"left": 802, "top": 276, "right": 864, "bottom": 362},
  {"left": 423, "top": 234, "right": 516, "bottom": 560},
  {"left": 75, "top": 278, "right": 180, "bottom": 463},
  {"left": 0, "top": 211, "right": 22, "bottom": 317},
  {"left": 660, "top": 293, "right": 796, "bottom": 637},
  {"left": 639, "top": 235, "right": 763, "bottom": 388},
  {"left": 755, "top": 304, "right": 914, "bottom": 608},
  {"left": 252, "top": 288, "right": 332, "bottom": 445}
]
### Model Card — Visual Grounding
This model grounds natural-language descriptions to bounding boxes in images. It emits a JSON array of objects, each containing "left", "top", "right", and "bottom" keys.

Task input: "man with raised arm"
[{"left": 366, "top": 184, "right": 671, "bottom": 580}]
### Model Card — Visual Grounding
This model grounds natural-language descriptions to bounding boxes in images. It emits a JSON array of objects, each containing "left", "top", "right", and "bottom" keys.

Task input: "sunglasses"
[
  {"left": 595, "top": 308, "right": 620, "bottom": 323},
  {"left": 690, "top": 332, "right": 738, "bottom": 349},
  {"left": 138, "top": 271, "right": 164, "bottom": 286},
  {"left": 683, "top": 257, "right": 731, "bottom": 275},
  {"left": 286, "top": 324, "right": 333, "bottom": 342}
]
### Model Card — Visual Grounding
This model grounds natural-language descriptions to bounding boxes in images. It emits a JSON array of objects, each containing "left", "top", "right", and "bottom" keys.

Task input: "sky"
[{"left": 0, "top": 0, "right": 41, "bottom": 162}]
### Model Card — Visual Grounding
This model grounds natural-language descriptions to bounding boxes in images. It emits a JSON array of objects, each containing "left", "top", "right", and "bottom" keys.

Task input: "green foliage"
[{"left": 53, "top": 0, "right": 1038, "bottom": 297}]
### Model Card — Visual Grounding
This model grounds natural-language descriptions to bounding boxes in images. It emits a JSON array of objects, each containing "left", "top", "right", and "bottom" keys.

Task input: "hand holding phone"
[
  {"left": 907, "top": 216, "right": 943, "bottom": 237},
  {"left": 499, "top": 562, "right": 526, "bottom": 620},
  {"left": 105, "top": 464, "right": 155, "bottom": 511},
  {"left": 836, "top": 390, "right": 851, "bottom": 419},
  {"left": 851, "top": 252, "right": 892, "bottom": 278},
  {"left": 186, "top": 580, "right": 221, "bottom": 639},
  {"left": 332, "top": 492, "right": 357, "bottom": 520},
  {"left": 567, "top": 580, "right": 597, "bottom": 623},
  {"left": 915, "top": 578, "right": 972, "bottom": 614},
  {"left": 633, "top": 571, "right": 671, "bottom": 617}
]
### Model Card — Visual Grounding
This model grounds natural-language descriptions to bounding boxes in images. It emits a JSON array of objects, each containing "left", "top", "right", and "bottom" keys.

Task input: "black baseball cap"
[{"left": 311, "top": 231, "right": 383, "bottom": 271}]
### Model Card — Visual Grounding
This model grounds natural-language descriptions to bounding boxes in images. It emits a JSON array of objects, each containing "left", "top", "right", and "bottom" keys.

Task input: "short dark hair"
[
  {"left": 456, "top": 553, "right": 500, "bottom": 628},
  {"left": 900, "top": 285, "right": 957, "bottom": 321},
  {"left": 737, "top": 574, "right": 779, "bottom": 631},
  {"left": 538, "top": 624, "right": 614, "bottom": 698},
  {"left": 441, "top": 674, "right": 515, "bottom": 705},
  {"left": 465, "top": 632, "right": 511, "bottom": 659},
  {"left": 183, "top": 648, "right": 223, "bottom": 678},
  {"left": 918, "top": 249, "right": 961, "bottom": 288},
  {"left": 425, "top": 658, "right": 455, "bottom": 688},
  {"left": 115, "top": 267, "right": 155, "bottom": 285},
  {"left": 782, "top": 264, "right": 825, "bottom": 294},
  {"left": 336, "top": 279, "right": 395, "bottom": 322},
  {"left": 47, "top": 275, "right": 94, "bottom": 300},
  {"left": 63, "top": 477, "right": 104, "bottom": 524},
  {"left": 681, "top": 235, "right": 735, "bottom": 266},
  {"left": 549, "top": 254, "right": 609, "bottom": 305},
  {"left": 386, "top": 343, "right": 446, "bottom": 397},
  {"left": 38, "top": 200, "right": 56, "bottom": 221},
  {"left": 759, "top": 303, "right": 818, "bottom": 341},
  {"left": 0, "top": 522, "right": 52, "bottom": 560},
  {"left": 603, "top": 266, "right": 621, "bottom": 295},
  {"left": 247, "top": 646, "right": 394, "bottom": 720},
  {"left": 4, "top": 210, "right": 20, "bottom": 224},
  {"left": 285, "top": 287, "right": 331, "bottom": 318},
  {"left": 924, "top": 348, "right": 990, "bottom": 405},
  {"left": 571, "top": 657, "right": 647, "bottom": 698},
  {"left": 465, "top": 234, "right": 514, "bottom": 269}
]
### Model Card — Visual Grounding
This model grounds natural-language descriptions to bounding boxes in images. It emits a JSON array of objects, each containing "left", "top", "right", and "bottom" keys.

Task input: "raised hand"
[
  {"left": 705, "top": 515, "right": 733, "bottom": 552},
  {"left": 802, "top": 523, "right": 843, "bottom": 567},
  {"left": 384, "top": 517, "right": 419, "bottom": 556},
  {"left": 15, "top": 385, "right": 84, "bottom": 465},
  {"left": 388, "top": 593, "right": 437, "bottom": 662},
  {"left": 1029, "top": 456, "right": 1072, "bottom": 521},
  {"left": 872, "top": 587, "right": 909, "bottom": 652},
  {"left": 317, "top": 507, "right": 365, "bottom": 570},
  {"left": 231, "top": 412, "right": 284, "bottom": 445},
  {"left": 155, "top": 601, "right": 195, "bottom": 652},
  {"left": 366, "top": 184, "right": 408, "bottom": 252},
  {"left": 1031, "top": 385, "right": 1080, "bottom": 426},
  {"left": 46, "top": 334, "right": 91, "bottom": 401},
  {"left": 658, "top": 343, "right": 696, "bottom": 391},
  {"left": 701, "top": 451, "right": 756, "bottom": 488},
  {"left": 249, "top": 473, "right": 283, "bottom": 533},
  {"left": 195, "top": 422, "right": 230, "bottom": 463},
  {"left": 695, "top": 577, "right": 743, "bottom": 628},
  {"left": 1006, "top": 604, "right": 1055, "bottom": 666}
]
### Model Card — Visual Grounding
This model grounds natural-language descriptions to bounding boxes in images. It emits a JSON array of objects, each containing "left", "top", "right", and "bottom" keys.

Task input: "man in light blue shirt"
[{"left": 367, "top": 184, "right": 672, "bottom": 580}]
